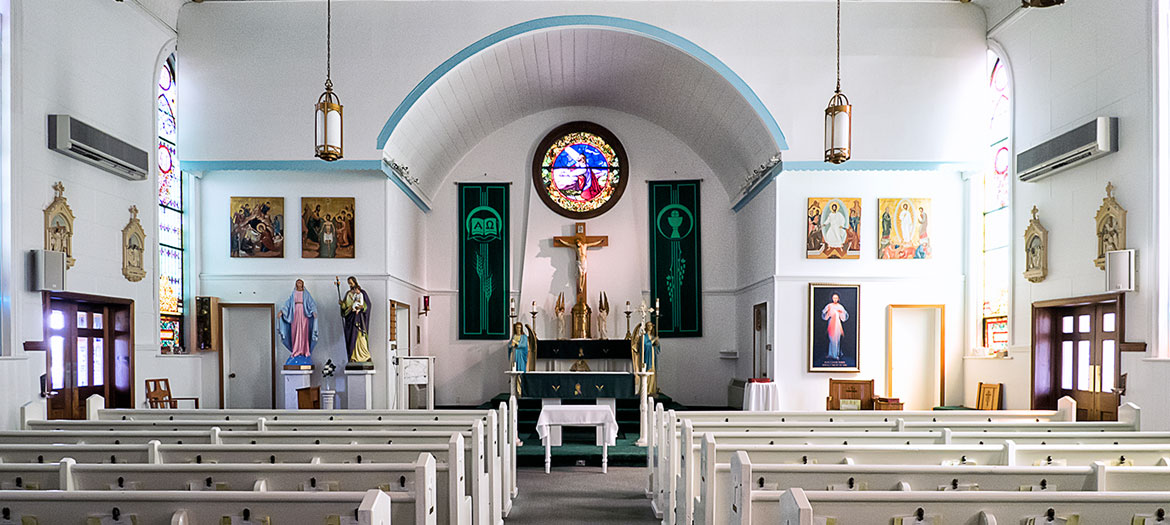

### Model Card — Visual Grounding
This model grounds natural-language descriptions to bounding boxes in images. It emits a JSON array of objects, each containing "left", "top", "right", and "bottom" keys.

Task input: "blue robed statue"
[
  {"left": 278, "top": 279, "right": 318, "bottom": 367},
  {"left": 632, "top": 321, "right": 660, "bottom": 395},
  {"left": 508, "top": 322, "right": 536, "bottom": 396}
]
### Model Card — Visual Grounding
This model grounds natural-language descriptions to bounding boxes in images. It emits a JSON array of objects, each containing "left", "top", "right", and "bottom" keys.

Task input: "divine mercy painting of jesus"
[{"left": 808, "top": 283, "right": 860, "bottom": 372}]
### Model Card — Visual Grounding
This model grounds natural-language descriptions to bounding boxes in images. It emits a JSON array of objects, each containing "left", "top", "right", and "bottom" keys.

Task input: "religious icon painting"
[
  {"left": 301, "top": 197, "right": 355, "bottom": 259},
  {"left": 532, "top": 121, "right": 629, "bottom": 219},
  {"left": 806, "top": 197, "right": 861, "bottom": 259},
  {"left": 809, "top": 283, "right": 860, "bottom": 372},
  {"left": 877, "top": 198, "right": 932, "bottom": 260},
  {"left": 229, "top": 196, "right": 284, "bottom": 258}
]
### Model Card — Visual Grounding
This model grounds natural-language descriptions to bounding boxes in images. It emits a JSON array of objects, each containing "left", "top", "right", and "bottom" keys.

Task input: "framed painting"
[
  {"left": 809, "top": 283, "right": 860, "bottom": 372},
  {"left": 878, "top": 198, "right": 932, "bottom": 259},
  {"left": 229, "top": 197, "right": 284, "bottom": 258},
  {"left": 301, "top": 197, "right": 355, "bottom": 259},
  {"left": 807, "top": 197, "right": 861, "bottom": 259}
]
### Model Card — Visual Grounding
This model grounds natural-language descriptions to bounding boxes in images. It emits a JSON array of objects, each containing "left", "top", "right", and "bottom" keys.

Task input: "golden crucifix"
[{"left": 553, "top": 222, "right": 608, "bottom": 338}]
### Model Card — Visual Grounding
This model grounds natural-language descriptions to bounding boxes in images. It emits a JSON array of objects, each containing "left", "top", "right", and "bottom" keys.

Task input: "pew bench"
[
  {"left": 0, "top": 488, "right": 393, "bottom": 524},
  {"left": 774, "top": 488, "right": 1170, "bottom": 525}
]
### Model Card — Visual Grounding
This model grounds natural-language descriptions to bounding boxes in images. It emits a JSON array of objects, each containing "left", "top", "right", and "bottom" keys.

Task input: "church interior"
[{"left": 1, "top": 0, "right": 1170, "bottom": 522}]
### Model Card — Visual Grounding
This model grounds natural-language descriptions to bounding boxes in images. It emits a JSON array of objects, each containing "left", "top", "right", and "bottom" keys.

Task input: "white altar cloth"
[
  {"left": 535, "top": 405, "right": 618, "bottom": 473},
  {"left": 535, "top": 405, "right": 619, "bottom": 446},
  {"left": 743, "top": 381, "right": 782, "bottom": 411}
]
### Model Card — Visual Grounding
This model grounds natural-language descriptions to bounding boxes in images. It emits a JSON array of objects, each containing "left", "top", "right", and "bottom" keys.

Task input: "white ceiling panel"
[{"left": 381, "top": 26, "right": 782, "bottom": 202}]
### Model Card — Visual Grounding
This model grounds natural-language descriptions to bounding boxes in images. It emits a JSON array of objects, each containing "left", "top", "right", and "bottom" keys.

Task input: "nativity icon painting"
[
  {"left": 230, "top": 196, "right": 284, "bottom": 258},
  {"left": 878, "top": 198, "right": 932, "bottom": 260},
  {"left": 809, "top": 283, "right": 860, "bottom": 372},
  {"left": 806, "top": 197, "right": 861, "bottom": 259}
]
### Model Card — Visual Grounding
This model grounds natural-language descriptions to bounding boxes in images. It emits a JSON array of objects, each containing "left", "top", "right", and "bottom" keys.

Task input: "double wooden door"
[
  {"left": 1054, "top": 304, "right": 1120, "bottom": 421},
  {"left": 45, "top": 298, "right": 133, "bottom": 419}
]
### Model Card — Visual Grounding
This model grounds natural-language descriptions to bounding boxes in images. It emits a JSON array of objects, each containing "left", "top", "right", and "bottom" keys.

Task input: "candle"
[
  {"left": 625, "top": 300, "right": 632, "bottom": 313},
  {"left": 656, "top": 298, "right": 660, "bottom": 310},
  {"left": 531, "top": 300, "right": 537, "bottom": 313}
]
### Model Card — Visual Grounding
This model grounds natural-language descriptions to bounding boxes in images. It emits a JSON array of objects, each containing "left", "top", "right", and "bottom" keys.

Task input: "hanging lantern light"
[
  {"left": 824, "top": 0, "right": 851, "bottom": 164},
  {"left": 315, "top": 0, "right": 342, "bottom": 161}
]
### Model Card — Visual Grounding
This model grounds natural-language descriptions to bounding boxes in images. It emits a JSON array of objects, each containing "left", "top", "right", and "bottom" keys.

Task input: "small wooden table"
[{"left": 535, "top": 405, "right": 618, "bottom": 474}]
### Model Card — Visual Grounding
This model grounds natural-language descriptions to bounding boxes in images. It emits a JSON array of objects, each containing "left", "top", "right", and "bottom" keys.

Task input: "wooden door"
[
  {"left": 46, "top": 302, "right": 111, "bottom": 419},
  {"left": 1055, "top": 304, "right": 1121, "bottom": 421}
]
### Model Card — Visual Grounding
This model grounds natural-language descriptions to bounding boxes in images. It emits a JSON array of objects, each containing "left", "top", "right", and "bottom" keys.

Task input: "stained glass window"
[
  {"left": 982, "top": 49, "right": 1012, "bottom": 353},
  {"left": 158, "top": 54, "right": 184, "bottom": 354},
  {"left": 532, "top": 123, "right": 629, "bottom": 219}
]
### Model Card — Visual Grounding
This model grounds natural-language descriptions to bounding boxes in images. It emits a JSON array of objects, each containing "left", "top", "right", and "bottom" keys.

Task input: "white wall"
[
  {"left": 766, "top": 169, "right": 967, "bottom": 410},
  {"left": 196, "top": 169, "right": 424, "bottom": 410},
  {"left": 423, "top": 106, "right": 738, "bottom": 406},
  {"left": 0, "top": 0, "right": 175, "bottom": 429},
  {"left": 961, "top": 1, "right": 1170, "bottom": 426},
  {"left": 178, "top": 1, "right": 987, "bottom": 165}
]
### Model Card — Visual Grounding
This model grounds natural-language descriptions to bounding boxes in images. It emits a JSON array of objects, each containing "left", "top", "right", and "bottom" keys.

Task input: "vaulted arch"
[{"left": 377, "top": 15, "right": 787, "bottom": 204}]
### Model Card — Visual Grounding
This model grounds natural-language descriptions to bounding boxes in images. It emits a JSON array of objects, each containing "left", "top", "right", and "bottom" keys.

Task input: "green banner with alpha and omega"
[
  {"left": 649, "top": 180, "right": 702, "bottom": 338},
  {"left": 458, "top": 183, "right": 509, "bottom": 340}
]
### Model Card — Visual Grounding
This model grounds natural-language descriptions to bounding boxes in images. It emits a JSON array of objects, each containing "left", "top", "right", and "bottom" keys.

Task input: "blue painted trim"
[
  {"left": 782, "top": 160, "right": 977, "bottom": 172},
  {"left": 375, "top": 15, "right": 787, "bottom": 152},
  {"left": 381, "top": 162, "right": 433, "bottom": 213},
  {"left": 180, "top": 159, "right": 383, "bottom": 172},
  {"left": 731, "top": 163, "right": 783, "bottom": 213}
]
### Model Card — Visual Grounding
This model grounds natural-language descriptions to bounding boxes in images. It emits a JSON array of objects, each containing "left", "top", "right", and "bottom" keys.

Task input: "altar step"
[{"left": 484, "top": 393, "right": 683, "bottom": 468}]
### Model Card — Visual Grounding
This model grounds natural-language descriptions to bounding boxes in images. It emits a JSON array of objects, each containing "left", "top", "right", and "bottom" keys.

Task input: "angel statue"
[
  {"left": 631, "top": 322, "right": 661, "bottom": 396},
  {"left": 596, "top": 292, "right": 611, "bottom": 339},
  {"left": 554, "top": 292, "right": 566, "bottom": 339},
  {"left": 508, "top": 322, "right": 537, "bottom": 397},
  {"left": 507, "top": 322, "right": 536, "bottom": 372}
]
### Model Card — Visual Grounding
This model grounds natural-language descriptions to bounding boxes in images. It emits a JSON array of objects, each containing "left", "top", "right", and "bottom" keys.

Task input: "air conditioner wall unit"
[
  {"left": 1017, "top": 116, "right": 1117, "bottom": 182},
  {"left": 48, "top": 114, "right": 149, "bottom": 181}
]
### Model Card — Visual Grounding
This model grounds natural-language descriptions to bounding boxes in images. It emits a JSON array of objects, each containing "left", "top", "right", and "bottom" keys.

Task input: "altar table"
[{"left": 535, "top": 405, "right": 618, "bottom": 473}]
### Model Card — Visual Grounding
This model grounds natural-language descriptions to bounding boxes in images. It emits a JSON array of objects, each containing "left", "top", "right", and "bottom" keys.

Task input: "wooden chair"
[
  {"left": 144, "top": 378, "right": 199, "bottom": 409},
  {"left": 976, "top": 382, "right": 1002, "bottom": 410},
  {"left": 826, "top": 378, "right": 875, "bottom": 410}
]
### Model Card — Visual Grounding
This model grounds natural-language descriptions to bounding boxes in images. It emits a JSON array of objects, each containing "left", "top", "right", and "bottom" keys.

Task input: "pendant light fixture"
[
  {"left": 315, "top": 0, "right": 343, "bottom": 161},
  {"left": 824, "top": 0, "right": 851, "bottom": 164}
]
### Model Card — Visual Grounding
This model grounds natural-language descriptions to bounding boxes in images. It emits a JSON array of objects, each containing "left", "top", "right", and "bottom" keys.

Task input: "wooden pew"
[
  {"left": 0, "top": 430, "right": 212, "bottom": 445},
  {"left": 652, "top": 402, "right": 1142, "bottom": 522},
  {"left": 0, "top": 431, "right": 481, "bottom": 525},
  {"left": 59, "top": 455, "right": 438, "bottom": 524},
  {"left": 673, "top": 426, "right": 1170, "bottom": 523},
  {"left": 25, "top": 414, "right": 507, "bottom": 524},
  {"left": 728, "top": 454, "right": 1170, "bottom": 524},
  {"left": 691, "top": 439, "right": 1170, "bottom": 525},
  {"left": 0, "top": 463, "right": 60, "bottom": 490},
  {"left": 774, "top": 488, "right": 1170, "bottom": 525},
  {"left": 88, "top": 398, "right": 519, "bottom": 504},
  {"left": 0, "top": 488, "right": 393, "bottom": 524}
]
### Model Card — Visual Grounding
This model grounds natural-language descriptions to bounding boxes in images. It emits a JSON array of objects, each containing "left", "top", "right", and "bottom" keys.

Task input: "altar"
[{"left": 505, "top": 222, "right": 659, "bottom": 446}]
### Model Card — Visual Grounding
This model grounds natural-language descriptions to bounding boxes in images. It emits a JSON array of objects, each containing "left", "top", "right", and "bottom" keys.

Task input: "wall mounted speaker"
[
  {"left": 1105, "top": 249, "right": 1135, "bottom": 292},
  {"left": 192, "top": 296, "right": 221, "bottom": 352},
  {"left": 30, "top": 250, "right": 66, "bottom": 291}
]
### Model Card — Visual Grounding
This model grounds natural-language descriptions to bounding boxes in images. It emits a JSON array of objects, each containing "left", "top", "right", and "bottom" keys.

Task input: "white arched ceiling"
[{"left": 378, "top": 16, "right": 787, "bottom": 205}]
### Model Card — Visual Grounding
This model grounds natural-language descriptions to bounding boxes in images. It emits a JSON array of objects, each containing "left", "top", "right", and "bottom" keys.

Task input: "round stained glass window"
[{"left": 532, "top": 122, "right": 629, "bottom": 219}]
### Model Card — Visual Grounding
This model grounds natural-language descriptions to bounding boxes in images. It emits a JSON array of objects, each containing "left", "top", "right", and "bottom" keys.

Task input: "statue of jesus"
[{"left": 557, "top": 236, "right": 605, "bottom": 295}]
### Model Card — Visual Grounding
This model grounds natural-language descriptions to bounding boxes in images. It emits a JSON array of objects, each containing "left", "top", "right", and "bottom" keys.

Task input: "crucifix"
[{"left": 553, "top": 222, "right": 608, "bottom": 338}]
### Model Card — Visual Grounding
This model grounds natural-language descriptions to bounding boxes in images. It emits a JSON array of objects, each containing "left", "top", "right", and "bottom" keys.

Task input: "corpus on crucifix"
[{"left": 553, "top": 222, "right": 608, "bottom": 338}]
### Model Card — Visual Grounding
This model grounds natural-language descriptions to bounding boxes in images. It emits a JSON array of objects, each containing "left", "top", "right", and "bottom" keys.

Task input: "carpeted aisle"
[{"left": 505, "top": 466, "right": 660, "bottom": 524}]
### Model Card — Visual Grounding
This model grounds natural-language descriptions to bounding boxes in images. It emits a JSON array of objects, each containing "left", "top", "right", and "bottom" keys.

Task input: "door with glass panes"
[
  {"left": 46, "top": 301, "right": 110, "bottom": 419},
  {"left": 1055, "top": 303, "right": 1121, "bottom": 421}
]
